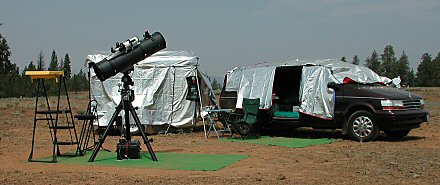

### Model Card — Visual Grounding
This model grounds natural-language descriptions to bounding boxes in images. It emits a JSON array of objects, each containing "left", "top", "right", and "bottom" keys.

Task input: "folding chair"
[{"left": 228, "top": 98, "right": 261, "bottom": 139}]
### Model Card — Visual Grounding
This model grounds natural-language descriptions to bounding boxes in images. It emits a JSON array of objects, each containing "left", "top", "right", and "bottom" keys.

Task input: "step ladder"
[{"left": 26, "top": 71, "right": 83, "bottom": 163}]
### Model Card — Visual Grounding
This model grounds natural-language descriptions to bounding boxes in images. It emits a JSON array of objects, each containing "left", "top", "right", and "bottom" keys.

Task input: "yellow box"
[{"left": 25, "top": 71, "right": 64, "bottom": 80}]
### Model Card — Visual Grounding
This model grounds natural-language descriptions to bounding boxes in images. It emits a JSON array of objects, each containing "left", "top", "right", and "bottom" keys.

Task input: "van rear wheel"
[{"left": 347, "top": 110, "right": 379, "bottom": 142}]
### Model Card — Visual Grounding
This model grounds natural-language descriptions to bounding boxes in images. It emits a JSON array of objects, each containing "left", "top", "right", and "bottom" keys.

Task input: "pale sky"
[{"left": 1, "top": 0, "right": 439, "bottom": 78}]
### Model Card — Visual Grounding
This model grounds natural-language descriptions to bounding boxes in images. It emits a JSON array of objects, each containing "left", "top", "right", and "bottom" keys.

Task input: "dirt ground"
[{"left": 0, "top": 87, "right": 439, "bottom": 184}]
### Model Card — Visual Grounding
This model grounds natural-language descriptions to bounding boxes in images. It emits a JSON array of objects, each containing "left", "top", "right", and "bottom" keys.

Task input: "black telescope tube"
[{"left": 92, "top": 32, "right": 166, "bottom": 81}]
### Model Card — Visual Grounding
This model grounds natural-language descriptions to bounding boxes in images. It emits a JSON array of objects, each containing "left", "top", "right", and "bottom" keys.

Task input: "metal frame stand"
[
  {"left": 27, "top": 71, "right": 82, "bottom": 163},
  {"left": 76, "top": 64, "right": 110, "bottom": 154},
  {"left": 88, "top": 71, "right": 157, "bottom": 162}
]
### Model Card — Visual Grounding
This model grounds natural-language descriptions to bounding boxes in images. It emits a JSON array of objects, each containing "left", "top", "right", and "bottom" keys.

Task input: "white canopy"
[{"left": 87, "top": 51, "right": 217, "bottom": 128}]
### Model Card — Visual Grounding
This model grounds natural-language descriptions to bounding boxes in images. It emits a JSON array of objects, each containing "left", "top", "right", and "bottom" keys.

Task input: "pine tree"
[
  {"left": 58, "top": 57, "right": 63, "bottom": 71},
  {"left": 63, "top": 53, "right": 72, "bottom": 79},
  {"left": 432, "top": 52, "right": 440, "bottom": 86},
  {"left": 49, "top": 50, "right": 58, "bottom": 71},
  {"left": 22, "top": 61, "right": 37, "bottom": 76},
  {"left": 37, "top": 51, "right": 45, "bottom": 70},
  {"left": 70, "top": 69, "right": 88, "bottom": 92},
  {"left": 22, "top": 66, "right": 27, "bottom": 76},
  {"left": 407, "top": 69, "right": 416, "bottom": 87},
  {"left": 396, "top": 51, "right": 411, "bottom": 84},
  {"left": 27, "top": 61, "right": 37, "bottom": 71},
  {"left": 380, "top": 45, "right": 398, "bottom": 78},
  {"left": 211, "top": 78, "right": 221, "bottom": 90},
  {"left": 416, "top": 53, "right": 433, "bottom": 86},
  {"left": 365, "top": 50, "right": 381, "bottom": 74},
  {"left": 0, "top": 33, "right": 8, "bottom": 73},
  {"left": 352, "top": 55, "right": 360, "bottom": 65},
  {"left": 0, "top": 33, "right": 15, "bottom": 74},
  {"left": 0, "top": 33, "right": 21, "bottom": 97},
  {"left": 5, "top": 63, "right": 18, "bottom": 75}
]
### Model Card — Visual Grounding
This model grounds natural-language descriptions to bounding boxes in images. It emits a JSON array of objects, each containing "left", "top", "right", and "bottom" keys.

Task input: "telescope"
[
  {"left": 91, "top": 31, "right": 166, "bottom": 81},
  {"left": 88, "top": 30, "right": 166, "bottom": 162}
]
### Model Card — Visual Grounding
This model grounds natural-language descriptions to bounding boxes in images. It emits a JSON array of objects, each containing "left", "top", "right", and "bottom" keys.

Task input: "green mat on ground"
[
  {"left": 220, "top": 136, "right": 334, "bottom": 148},
  {"left": 34, "top": 151, "right": 247, "bottom": 171}
]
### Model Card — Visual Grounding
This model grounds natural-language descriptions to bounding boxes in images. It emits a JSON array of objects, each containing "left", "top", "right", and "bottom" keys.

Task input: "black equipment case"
[{"left": 116, "top": 139, "right": 141, "bottom": 160}]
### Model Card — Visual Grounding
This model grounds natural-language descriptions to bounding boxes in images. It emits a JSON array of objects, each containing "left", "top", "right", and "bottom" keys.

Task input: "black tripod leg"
[
  {"left": 129, "top": 107, "right": 158, "bottom": 161},
  {"left": 79, "top": 103, "right": 91, "bottom": 154},
  {"left": 88, "top": 106, "right": 122, "bottom": 162}
]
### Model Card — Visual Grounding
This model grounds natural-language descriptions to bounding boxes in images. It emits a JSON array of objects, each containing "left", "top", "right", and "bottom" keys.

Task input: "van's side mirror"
[{"left": 327, "top": 82, "right": 339, "bottom": 90}]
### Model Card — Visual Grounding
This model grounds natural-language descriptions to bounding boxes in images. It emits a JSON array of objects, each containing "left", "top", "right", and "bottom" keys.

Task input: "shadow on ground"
[
  {"left": 261, "top": 127, "right": 344, "bottom": 140},
  {"left": 260, "top": 127, "right": 425, "bottom": 142}
]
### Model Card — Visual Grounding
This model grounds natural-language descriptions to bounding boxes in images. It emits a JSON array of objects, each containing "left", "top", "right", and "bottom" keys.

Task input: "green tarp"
[
  {"left": 221, "top": 136, "right": 334, "bottom": 148},
  {"left": 33, "top": 152, "right": 247, "bottom": 171}
]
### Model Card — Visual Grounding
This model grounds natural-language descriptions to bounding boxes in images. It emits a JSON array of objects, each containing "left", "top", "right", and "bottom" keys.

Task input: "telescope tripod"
[{"left": 88, "top": 72, "right": 157, "bottom": 162}]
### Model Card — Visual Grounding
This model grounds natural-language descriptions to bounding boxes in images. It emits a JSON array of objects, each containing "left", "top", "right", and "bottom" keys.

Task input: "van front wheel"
[{"left": 347, "top": 110, "right": 379, "bottom": 142}]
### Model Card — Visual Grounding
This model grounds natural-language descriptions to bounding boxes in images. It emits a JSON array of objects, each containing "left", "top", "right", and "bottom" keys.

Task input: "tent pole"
[
  {"left": 195, "top": 67, "right": 206, "bottom": 138},
  {"left": 165, "top": 66, "right": 176, "bottom": 134}
]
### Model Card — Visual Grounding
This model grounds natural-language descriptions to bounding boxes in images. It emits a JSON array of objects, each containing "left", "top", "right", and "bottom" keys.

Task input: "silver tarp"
[
  {"left": 303, "top": 59, "right": 384, "bottom": 84},
  {"left": 225, "top": 59, "right": 387, "bottom": 119},
  {"left": 299, "top": 66, "right": 336, "bottom": 119},
  {"left": 87, "top": 51, "right": 217, "bottom": 127},
  {"left": 235, "top": 65, "right": 276, "bottom": 109}
]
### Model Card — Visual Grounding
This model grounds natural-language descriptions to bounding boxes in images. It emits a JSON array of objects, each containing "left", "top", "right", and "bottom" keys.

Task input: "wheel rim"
[{"left": 352, "top": 116, "right": 373, "bottom": 138}]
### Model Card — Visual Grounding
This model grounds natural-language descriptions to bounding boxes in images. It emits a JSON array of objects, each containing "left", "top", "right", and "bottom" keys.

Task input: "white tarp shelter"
[
  {"left": 225, "top": 59, "right": 386, "bottom": 119},
  {"left": 86, "top": 50, "right": 217, "bottom": 128}
]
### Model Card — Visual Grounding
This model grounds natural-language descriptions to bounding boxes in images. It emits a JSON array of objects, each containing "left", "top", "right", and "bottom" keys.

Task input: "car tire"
[
  {"left": 347, "top": 110, "right": 379, "bottom": 142},
  {"left": 384, "top": 129, "right": 411, "bottom": 140}
]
